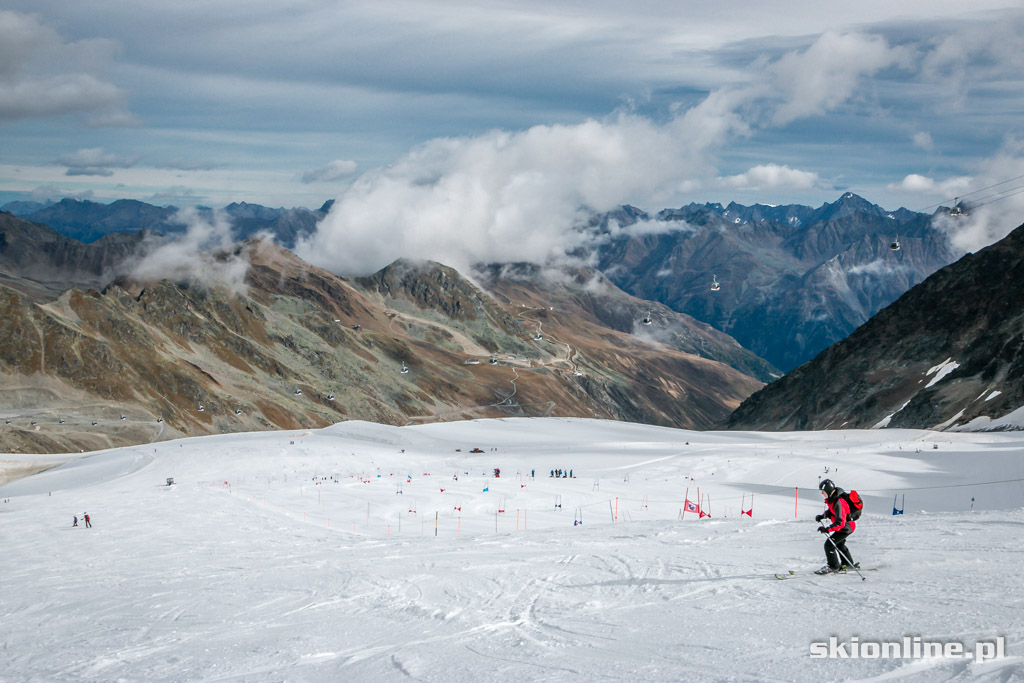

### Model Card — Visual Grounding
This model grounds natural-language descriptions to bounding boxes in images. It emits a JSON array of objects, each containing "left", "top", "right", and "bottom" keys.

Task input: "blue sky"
[{"left": 3, "top": 1, "right": 1024, "bottom": 272}]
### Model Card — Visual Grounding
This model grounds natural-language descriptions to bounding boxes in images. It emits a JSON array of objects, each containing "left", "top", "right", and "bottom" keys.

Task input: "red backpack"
[{"left": 839, "top": 489, "right": 863, "bottom": 521}]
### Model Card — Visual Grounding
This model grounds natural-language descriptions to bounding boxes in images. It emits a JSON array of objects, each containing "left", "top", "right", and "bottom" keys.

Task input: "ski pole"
[{"left": 826, "top": 535, "right": 866, "bottom": 581}]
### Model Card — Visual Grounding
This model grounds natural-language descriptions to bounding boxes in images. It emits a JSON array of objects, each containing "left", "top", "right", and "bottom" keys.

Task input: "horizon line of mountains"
[
  {"left": 3, "top": 191, "right": 941, "bottom": 247},
  {"left": 2, "top": 191, "right": 956, "bottom": 374},
  {"left": 2, "top": 191, "right": 1020, "bottom": 453}
]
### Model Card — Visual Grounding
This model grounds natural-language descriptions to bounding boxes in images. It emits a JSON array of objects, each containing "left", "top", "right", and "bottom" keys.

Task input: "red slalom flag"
[{"left": 684, "top": 499, "right": 699, "bottom": 513}]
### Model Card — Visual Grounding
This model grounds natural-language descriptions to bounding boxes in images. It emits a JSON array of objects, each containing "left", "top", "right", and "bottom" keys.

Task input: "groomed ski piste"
[{"left": 1, "top": 417, "right": 1023, "bottom": 682}]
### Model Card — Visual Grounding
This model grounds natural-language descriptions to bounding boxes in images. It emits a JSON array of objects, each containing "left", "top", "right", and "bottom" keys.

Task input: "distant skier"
[
  {"left": 84, "top": 513, "right": 92, "bottom": 529},
  {"left": 72, "top": 515, "right": 78, "bottom": 527},
  {"left": 814, "top": 479, "right": 855, "bottom": 574}
]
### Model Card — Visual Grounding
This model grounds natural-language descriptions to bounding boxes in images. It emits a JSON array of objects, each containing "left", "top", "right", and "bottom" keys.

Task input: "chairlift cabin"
[
  {"left": 489, "top": 357, "right": 498, "bottom": 365},
  {"left": 950, "top": 198, "right": 963, "bottom": 216},
  {"left": 533, "top": 333, "right": 542, "bottom": 341},
  {"left": 327, "top": 393, "right": 335, "bottom": 401},
  {"left": 294, "top": 388, "right": 302, "bottom": 396},
  {"left": 710, "top": 275, "right": 721, "bottom": 292},
  {"left": 198, "top": 404, "right": 205, "bottom": 412},
  {"left": 234, "top": 408, "right": 243, "bottom": 415},
  {"left": 889, "top": 234, "right": 901, "bottom": 251},
  {"left": 400, "top": 363, "right": 410, "bottom": 375},
  {"left": 642, "top": 313, "right": 652, "bottom": 325}
]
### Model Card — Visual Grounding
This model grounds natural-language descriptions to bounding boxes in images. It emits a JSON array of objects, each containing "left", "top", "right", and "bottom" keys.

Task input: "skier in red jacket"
[{"left": 814, "top": 479, "right": 856, "bottom": 574}]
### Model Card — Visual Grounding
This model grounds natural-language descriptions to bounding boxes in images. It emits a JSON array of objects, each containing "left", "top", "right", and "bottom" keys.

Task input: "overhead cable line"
[{"left": 916, "top": 172, "right": 1024, "bottom": 213}]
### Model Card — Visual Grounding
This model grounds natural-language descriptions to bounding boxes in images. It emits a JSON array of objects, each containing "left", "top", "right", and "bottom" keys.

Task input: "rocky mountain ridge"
[
  {"left": 594, "top": 193, "right": 956, "bottom": 371},
  {"left": 3, "top": 198, "right": 331, "bottom": 248},
  {"left": 3, "top": 193, "right": 959, "bottom": 374},
  {"left": 0, "top": 214, "right": 765, "bottom": 453},
  {"left": 726, "top": 221, "right": 1024, "bottom": 431}
]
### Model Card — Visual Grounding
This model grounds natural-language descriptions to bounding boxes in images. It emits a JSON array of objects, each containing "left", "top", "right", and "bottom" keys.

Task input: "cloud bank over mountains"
[
  {"left": 3, "top": 2, "right": 1024, "bottom": 269},
  {"left": 296, "top": 28, "right": 1023, "bottom": 275}
]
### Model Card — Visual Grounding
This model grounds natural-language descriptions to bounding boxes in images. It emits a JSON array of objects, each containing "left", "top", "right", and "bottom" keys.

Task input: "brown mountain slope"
[{"left": 1, "top": 236, "right": 765, "bottom": 453}]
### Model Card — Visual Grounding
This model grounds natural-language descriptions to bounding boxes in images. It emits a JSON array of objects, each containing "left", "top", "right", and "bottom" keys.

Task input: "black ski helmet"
[{"left": 819, "top": 479, "right": 835, "bottom": 495}]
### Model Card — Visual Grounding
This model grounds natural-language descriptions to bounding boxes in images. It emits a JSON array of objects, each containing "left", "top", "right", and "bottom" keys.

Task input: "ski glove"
[
  {"left": 814, "top": 514, "right": 824, "bottom": 522},
  {"left": 817, "top": 526, "right": 829, "bottom": 534}
]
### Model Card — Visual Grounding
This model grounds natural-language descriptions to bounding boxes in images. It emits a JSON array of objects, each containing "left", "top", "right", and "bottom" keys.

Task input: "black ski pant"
[{"left": 824, "top": 530, "right": 853, "bottom": 569}]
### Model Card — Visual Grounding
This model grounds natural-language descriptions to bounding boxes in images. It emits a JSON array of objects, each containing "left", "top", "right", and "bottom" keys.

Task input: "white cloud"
[
  {"left": 932, "top": 140, "right": 1024, "bottom": 254},
  {"left": 66, "top": 167, "right": 114, "bottom": 177},
  {"left": 120, "top": 208, "right": 250, "bottom": 294},
  {"left": 766, "top": 31, "right": 910, "bottom": 126},
  {"left": 292, "top": 30, "right": 927, "bottom": 277},
  {"left": 28, "top": 185, "right": 95, "bottom": 202},
  {"left": 0, "top": 11, "right": 131, "bottom": 124},
  {"left": 295, "top": 114, "right": 712, "bottom": 276},
  {"left": 720, "top": 164, "right": 823, "bottom": 191},
  {"left": 912, "top": 131, "right": 934, "bottom": 151},
  {"left": 847, "top": 258, "right": 908, "bottom": 277},
  {"left": 919, "top": 21, "right": 1024, "bottom": 109},
  {"left": 58, "top": 147, "right": 139, "bottom": 176},
  {"left": 301, "top": 160, "right": 358, "bottom": 184},
  {"left": 0, "top": 75, "right": 125, "bottom": 122},
  {"left": 888, "top": 173, "right": 972, "bottom": 196}
]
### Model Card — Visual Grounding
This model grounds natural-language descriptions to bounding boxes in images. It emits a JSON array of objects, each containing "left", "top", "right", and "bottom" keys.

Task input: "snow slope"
[{"left": 1, "top": 418, "right": 1023, "bottom": 681}]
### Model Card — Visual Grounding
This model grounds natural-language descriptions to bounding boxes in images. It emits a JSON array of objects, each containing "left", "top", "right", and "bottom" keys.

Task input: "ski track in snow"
[{"left": 1, "top": 418, "right": 1023, "bottom": 682}]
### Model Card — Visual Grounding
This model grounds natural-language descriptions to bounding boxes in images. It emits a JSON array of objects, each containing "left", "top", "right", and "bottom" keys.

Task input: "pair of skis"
[{"left": 774, "top": 567, "right": 875, "bottom": 580}]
